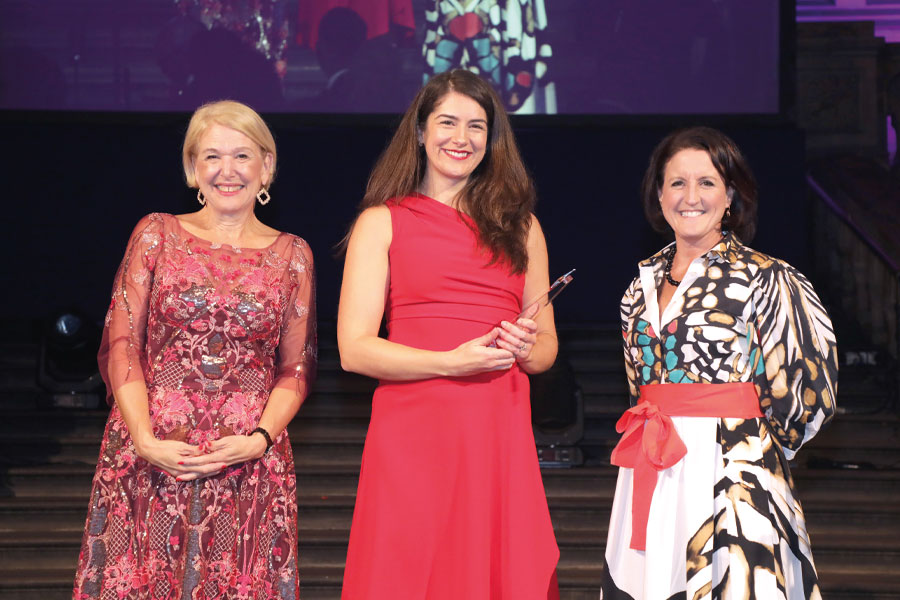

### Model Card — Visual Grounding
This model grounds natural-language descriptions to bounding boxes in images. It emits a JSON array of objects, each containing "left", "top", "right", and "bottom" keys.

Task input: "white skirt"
[{"left": 602, "top": 416, "right": 821, "bottom": 600}]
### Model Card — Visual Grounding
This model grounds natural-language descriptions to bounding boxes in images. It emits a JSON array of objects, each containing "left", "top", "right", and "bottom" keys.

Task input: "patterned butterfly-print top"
[{"left": 621, "top": 232, "right": 838, "bottom": 458}]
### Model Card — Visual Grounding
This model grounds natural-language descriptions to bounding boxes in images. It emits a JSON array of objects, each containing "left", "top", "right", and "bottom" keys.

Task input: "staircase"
[{"left": 0, "top": 323, "right": 898, "bottom": 599}]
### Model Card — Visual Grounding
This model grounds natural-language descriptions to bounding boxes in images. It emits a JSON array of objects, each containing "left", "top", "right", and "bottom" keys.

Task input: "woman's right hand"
[
  {"left": 444, "top": 328, "right": 516, "bottom": 376},
  {"left": 134, "top": 436, "right": 204, "bottom": 479}
]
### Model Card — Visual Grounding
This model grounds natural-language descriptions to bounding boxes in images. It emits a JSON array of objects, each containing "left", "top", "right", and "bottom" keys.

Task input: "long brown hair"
[{"left": 350, "top": 70, "right": 534, "bottom": 273}]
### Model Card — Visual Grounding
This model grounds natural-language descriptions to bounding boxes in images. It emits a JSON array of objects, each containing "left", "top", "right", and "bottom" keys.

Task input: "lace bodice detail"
[{"left": 98, "top": 213, "right": 316, "bottom": 404}]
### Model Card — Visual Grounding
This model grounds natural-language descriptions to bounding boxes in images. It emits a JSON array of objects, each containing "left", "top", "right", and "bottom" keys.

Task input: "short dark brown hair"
[{"left": 641, "top": 126, "right": 758, "bottom": 243}]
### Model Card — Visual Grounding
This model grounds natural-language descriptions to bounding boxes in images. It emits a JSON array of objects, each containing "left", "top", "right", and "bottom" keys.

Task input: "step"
[
  {"left": 4, "top": 461, "right": 899, "bottom": 505},
  {"left": 5, "top": 515, "right": 894, "bottom": 565},
  {"left": 1, "top": 464, "right": 366, "bottom": 500},
  {"left": 0, "top": 413, "right": 374, "bottom": 441},
  {"left": 0, "top": 403, "right": 893, "bottom": 451},
  {"left": 0, "top": 567, "right": 609, "bottom": 600},
  {"left": 2, "top": 487, "right": 896, "bottom": 544},
  {"left": 0, "top": 437, "right": 368, "bottom": 468},
  {"left": 0, "top": 554, "right": 897, "bottom": 600}
]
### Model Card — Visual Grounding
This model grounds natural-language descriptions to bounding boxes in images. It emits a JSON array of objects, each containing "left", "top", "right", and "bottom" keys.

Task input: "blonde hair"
[{"left": 182, "top": 100, "right": 277, "bottom": 188}]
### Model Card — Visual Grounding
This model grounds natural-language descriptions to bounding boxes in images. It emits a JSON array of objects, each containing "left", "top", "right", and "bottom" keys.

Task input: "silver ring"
[{"left": 519, "top": 344, "right": 527, "bottom": 352}]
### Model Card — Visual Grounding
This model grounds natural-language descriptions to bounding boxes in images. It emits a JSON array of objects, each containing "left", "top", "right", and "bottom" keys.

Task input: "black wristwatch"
[{"left": 250, "top": 426, "right": 274, "bottom": 452}]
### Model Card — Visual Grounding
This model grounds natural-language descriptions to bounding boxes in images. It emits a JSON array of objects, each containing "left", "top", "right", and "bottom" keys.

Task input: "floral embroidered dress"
[
  {"left": 602, "top": 232, "right": 838, "bottom": 600},
  {"left": 73, "top": 213, "right": 316, "bottom": 600}
]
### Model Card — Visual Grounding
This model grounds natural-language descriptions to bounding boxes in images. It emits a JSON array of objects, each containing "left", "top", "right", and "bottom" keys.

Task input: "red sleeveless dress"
[{"left": 341, "top": 194, "right": 559, "bottom": 599}]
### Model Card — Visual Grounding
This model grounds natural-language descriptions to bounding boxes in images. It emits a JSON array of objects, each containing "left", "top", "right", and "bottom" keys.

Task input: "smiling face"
[
  {"left": 659, "top": 148, "right": 732, "bottom": 249},
  {"left": 193, "top": 123, "right": 273, "bottom": 214},
  {"left": 418, "top": 90, "right": 488, "bottom": 197}
]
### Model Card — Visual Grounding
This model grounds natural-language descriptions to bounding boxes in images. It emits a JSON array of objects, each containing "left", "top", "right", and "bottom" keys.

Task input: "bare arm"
[
  {"left": 337, "top": 206, "right": 516, "bottom": 380},
  {"left": 494, "top": 215, "right": 559, "bottom": 374}
]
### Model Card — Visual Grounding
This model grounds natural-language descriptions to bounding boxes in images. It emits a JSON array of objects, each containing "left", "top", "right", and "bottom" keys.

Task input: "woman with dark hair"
[
  {"left": 338, "top": 69, "right": 560, "bottom": 599},
  {"left": 602, "top": 127, "right": 837, "bottom": 599}
]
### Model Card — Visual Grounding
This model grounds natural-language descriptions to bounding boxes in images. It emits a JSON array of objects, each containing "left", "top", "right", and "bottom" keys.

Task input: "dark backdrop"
[{"left": 0, "top": 113, "right": 807, "bottom": 332}]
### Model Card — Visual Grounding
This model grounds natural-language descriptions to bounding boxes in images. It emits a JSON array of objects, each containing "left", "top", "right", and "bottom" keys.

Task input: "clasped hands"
[
  {"left": 449, "top": 303, "right": 539, "bottom": 376},
  {"left": 135, "top": 432, "right": 268, "bottom": 482}
]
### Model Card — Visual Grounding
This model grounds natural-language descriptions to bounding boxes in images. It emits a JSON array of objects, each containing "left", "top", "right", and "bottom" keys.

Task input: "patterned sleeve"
[
  {"left": 621, "top": 277, "right": 642, "bottom": 406},
  {"left": 272, "top": 237, "right": 317, "bottom": 397},
  {"left": 97, "top": 213, "right": 165, "bottom": 405},
  {"left": 752, "top": 260, "right": 838, "bottom": 459}
]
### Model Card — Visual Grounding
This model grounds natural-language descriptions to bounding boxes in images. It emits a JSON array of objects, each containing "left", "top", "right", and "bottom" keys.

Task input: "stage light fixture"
[
  {"left": 36, "top": 310, "right": 103, "bottom": 409},
  {"left": 530, "top": 350, "right": 584, "bottom": 468}
]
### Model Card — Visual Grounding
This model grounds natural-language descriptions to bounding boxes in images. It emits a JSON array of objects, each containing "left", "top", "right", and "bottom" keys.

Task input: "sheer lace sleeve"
[
  {"left": 272, "top": 237, "right": 317, "bottom": 397},
  {"left": 97, "top": 213, "right": 165, "bottom": 405},
  {"left": 752, "top": 260, "right": 838, "bottom": 459}
]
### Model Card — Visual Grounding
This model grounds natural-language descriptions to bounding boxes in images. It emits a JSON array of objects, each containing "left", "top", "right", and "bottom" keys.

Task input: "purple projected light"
[{"left": 0, "top": 0, "right": 781, "bottom": 115}]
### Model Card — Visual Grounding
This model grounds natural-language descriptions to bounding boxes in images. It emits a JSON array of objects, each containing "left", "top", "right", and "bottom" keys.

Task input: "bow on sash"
[{"left": 610, "top": 401, "right": 688, "bottom": 551}]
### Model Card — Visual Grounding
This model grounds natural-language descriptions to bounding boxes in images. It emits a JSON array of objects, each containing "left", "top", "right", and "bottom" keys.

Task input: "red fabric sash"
[{"left": 610, "top": 382, "right": 763, "bottom": 551}]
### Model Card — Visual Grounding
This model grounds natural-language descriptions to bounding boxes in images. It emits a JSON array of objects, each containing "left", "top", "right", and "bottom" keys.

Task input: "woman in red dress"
[
  {"left": 73, "top": 100, "right": 316, "bottom": 599},
  {"left": 338, "top": 70, "right": 559, "bottom": 599}
]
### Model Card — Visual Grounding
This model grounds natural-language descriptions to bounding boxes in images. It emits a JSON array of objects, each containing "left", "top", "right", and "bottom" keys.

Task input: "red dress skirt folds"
[{"left": 341, "top": 194, "right": 559, "bottom": 599}]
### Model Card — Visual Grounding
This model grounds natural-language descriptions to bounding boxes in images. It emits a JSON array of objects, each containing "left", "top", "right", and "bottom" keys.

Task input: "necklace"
[{"left": 664, "top": 244, "right": 680, "bottom": 286}]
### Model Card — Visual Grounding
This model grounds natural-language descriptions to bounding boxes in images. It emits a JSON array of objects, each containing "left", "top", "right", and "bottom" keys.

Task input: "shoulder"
[
  {"left": 286, "top": 236, "right": 315, "bottom": 281},
  {"left": 638, "top": 243, "right": 671, "bottom": 269},
  {"left": 731, "top": 243, "right": 798, "bottom": 281},
  {"left": 262, "top": 229, "right": 313, "bottom": 270},
  {"left": 732, "top": 245, "right": 821, "bottom": 310},
  {"left": 126, "top": 213, "right": 169, "bottom": 247},
  {"left": 281, "top": 233, "right": 313, "bottom": 258},
  {"left": 354, "top": 205, "right": 393, "bottom": 237},
  {"left": 133, "top": 212, "right": 169, "bottom": 232},
  {"left": 343, "top": 205, "right": 393, "bottom": 258},
  {"left": 382, "top": 195, "right": 421, "bottom": 218},
  {"left": 526, "top": 214, "right": 546, "bottom": 248},
  {"left": 621, "top": 275, "right": 642, "bottom": 304}
]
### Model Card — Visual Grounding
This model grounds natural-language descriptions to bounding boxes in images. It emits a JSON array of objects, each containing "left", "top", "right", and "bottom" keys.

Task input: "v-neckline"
[{"left": 640, "top": 258, "right": 701, "bottom": 338}]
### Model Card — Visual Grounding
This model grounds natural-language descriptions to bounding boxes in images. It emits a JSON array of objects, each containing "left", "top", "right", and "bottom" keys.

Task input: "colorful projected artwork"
[
  {"left": 0, "top": 1, "right": 781, "bottom": 114},
  {"left": 422, "top": 0, "right": 555, "bottom": 114}
]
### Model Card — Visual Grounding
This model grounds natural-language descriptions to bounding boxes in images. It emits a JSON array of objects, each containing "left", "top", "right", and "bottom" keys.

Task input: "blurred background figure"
[
  {"left": 297, "top": 2, "right": 413, "bottom": 112},
  {"left": 296, "top": 0, "right": 414, "bottom": 49}
]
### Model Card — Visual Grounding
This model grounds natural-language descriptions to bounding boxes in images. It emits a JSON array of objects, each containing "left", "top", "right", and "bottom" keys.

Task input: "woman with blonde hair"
[
  {"left": 338, "top": 70, "right": 559, "bottom": 599},
  {"left": 73, "top": 100, "right": 316, "bottom": 599}
]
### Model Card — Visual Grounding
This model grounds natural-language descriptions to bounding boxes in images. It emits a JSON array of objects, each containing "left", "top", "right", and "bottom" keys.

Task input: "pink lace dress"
[{"left": 73, "top": 213, "right": 316, "bottom": 600}]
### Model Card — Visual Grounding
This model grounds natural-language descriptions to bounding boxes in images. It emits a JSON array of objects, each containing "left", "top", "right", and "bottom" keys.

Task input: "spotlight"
[{"left": 37, "top": 310, "right": 103, "bottom": 409}]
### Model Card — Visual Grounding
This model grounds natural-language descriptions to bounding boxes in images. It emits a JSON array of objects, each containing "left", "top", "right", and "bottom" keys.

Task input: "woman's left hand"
[
  {"left": 496, "top": 316, "right": 539, "bottom": 362},
  {"left": 174, "top": 433, "right": 268, "bottom": 482}
]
